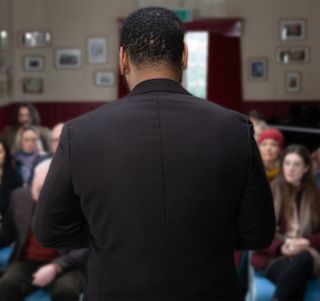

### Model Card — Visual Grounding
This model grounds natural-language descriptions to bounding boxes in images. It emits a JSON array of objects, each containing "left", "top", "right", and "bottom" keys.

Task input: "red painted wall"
[
  {"left": 1, "top": 100, "right": 319, "bottom": 133},
  {"left": 0, "top": 102, "right": 104, "bottom": 131}
]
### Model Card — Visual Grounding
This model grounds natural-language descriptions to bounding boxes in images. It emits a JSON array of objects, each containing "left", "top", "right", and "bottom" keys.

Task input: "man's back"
[{"left": 34, "top": 79, "right": 274, "bottom": 300}]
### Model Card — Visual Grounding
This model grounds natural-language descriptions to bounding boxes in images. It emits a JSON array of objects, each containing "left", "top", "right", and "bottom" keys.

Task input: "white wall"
[
  {"left": 12, "top": 0, "right": 136, "bottom": 102},
  {"left": 2, "top": 0, "right": 320, "bottom": 103},
  {"left": 238, "top": 0, "right": 320, "bottom": 101},
  {"left": 0, "top": 0, "right": 13, "bottom": 105}
]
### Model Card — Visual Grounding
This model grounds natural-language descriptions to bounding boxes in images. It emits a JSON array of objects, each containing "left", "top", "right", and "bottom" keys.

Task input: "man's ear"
[
  {"left": 181, "top": 43, "right": 188, "bottom": 70},
  {"left": 119, "top": 46, "right": 129, "bottom": 75}
]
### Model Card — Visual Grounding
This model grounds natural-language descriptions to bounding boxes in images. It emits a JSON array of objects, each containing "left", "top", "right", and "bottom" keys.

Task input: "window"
[{"left": 182, "top": 31, "right": 209, "bottom": 99}]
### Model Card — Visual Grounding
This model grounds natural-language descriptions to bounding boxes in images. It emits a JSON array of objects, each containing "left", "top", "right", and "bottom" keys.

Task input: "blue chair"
[
  {"left": 0, "top": 245, "right": 14, "bottom": 270},
  {"left": 25, "top": 289, "right": 51, "bottom": 301},
  {"left": 246, "top": 253, "right": 320, "bottom": 301}
]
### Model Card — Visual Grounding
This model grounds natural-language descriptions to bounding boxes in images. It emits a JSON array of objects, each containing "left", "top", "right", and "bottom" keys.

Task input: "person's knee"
[
  {"left": 0, "top": 276, "right": 20, "bottom": 298},
  {"left": 296, "top": 250, "right": 313, "bottom": 267},
  {"left": 50, "top": 274, "right": 81, "bottom": 300}
]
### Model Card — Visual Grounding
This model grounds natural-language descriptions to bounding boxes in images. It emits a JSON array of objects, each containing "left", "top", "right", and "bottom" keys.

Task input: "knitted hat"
[{"left": 258, "top": 128, "right": 284, "bottom": 148}]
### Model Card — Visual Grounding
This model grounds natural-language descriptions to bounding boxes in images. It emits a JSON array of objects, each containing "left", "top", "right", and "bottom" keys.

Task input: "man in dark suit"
[
  {"left": 33, "top": 7, "right": 275, "bottom": 301},
  {"left": 0, "top": 187, "right": 88, "bottom": 301}
]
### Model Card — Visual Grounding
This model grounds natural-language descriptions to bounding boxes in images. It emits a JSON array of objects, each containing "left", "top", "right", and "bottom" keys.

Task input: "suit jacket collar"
[{"left": 128, "top": 79, "right": 192, "bottom": 97}]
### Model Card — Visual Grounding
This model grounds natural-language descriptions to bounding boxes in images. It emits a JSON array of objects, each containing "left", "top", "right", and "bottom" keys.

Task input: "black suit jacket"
[
  {"left": 33, "top": 79, "right": 275, "bottom": 301},
  {"left": 0, "top": 187, "right": 88, "bottom": 275}
]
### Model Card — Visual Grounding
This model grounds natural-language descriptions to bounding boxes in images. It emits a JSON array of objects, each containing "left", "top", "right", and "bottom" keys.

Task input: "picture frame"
[
  {"left": 94, "top": 71, "right": 115, "bottom": 86},
  {"left": 286, "top": 71, "right": 301, "bottom": 93},
  {"left": 0, "top": 80, "right": 7, "bottom": 97},
  {"left": 88, "top": 37, "right": 107, "bottom": 64},
  {"left": 0, "top": 30, "right": 8, "bottom": 49},
  {"left": 23, "top": 55, "right": 45, "bottom": 72},
  {"left": 55, "top": 49, "right": 81, "bottom": 69},
  {"left": 18, "top": 31, "right": 51, "bottom": 48},
  {"left": 247, "top": 58, "right": 268, "bottom": 81},
  {"left": 22, "top": 77, "right": 44, "bottom": 94},
  {"left": 277, "top": 47, "right": 309, "bottom": 64},
  {"left": 280, "top": 20, "right": 306, "bottom": 41},
  {"left": 0, "top": 53, "right": 5, "bottom": 73}
]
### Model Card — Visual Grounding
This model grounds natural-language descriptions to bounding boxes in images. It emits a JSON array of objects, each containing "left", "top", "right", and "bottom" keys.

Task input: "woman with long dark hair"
[
  {"left": 0, "top": 140, "right": 22, "bottom": 218},
  {"left": 251, "top": 144, "right": 320, "bottom": 301}
]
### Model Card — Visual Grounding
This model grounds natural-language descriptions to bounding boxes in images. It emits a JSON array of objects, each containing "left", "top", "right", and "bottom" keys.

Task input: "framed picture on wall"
[
  {"left": 247, "top": 58, "right": 267, "bottom": 80},
  {"left": 0, "top": 30, "right": 8, "bottom": 49},
  {"left": 88, "top": 37, "right": 107, "bottom": 64},
  {"left": 0, "top": 80, "right": 8, "bottom": 97},
  {"left": 22, "top": 77, "right": 44, "bottom": 94},
  {"left": 280, "top": 20, "right": 306, "bottom": 41},
  {"left": 0, "top": 53, "right": 5, "bottom": 73},
  {"left": 95, "top": 70, "right": 115, "bottom": 86},
  {"left": 23, "top": 55, "right": 45, "bottom": 72},
  {"left": 286, "top": 71, "right": 301, "bottom": 93},
  {"left": 55, "top": 49, "right": 81, "bottom": 69},
  {"left": 277, "top": 47, "right": 309, "bottom": 64},
  {"left": 18, "top": 31, "right": 51, "bottom": 48}
]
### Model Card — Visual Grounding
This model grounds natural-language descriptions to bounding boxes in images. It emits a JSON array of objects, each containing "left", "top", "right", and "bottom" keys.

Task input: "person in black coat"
[
  {"left": 33, "top": 7, "right": 275, "bottom": 301},
  {"left": 0, "top": 140, "right": 22, "bottom": 219}
]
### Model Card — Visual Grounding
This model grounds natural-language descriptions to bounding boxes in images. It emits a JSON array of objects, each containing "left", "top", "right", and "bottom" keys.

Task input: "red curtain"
[{"left": 207, "top": 33, "right": 242, "bottom": 111}]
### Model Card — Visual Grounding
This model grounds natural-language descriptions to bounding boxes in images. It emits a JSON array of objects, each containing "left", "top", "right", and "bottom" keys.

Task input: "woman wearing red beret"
[{"left": 258, "top": 128, "right": 284, "bottom": 182}]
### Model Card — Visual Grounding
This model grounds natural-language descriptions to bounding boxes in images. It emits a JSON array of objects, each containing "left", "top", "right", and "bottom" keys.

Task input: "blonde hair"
[{"left": 12, "top": 125, "right": 40, "bottom": 154}]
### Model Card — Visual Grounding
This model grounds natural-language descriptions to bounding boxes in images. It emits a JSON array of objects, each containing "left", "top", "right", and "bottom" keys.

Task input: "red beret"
[{"left": 258, "top": 128, "right": 284, "bottom": 148}]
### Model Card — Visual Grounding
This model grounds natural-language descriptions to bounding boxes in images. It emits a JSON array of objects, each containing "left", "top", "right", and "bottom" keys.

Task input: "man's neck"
[{"left": 128, "top": 65, "right": 181, "bottom": 91}]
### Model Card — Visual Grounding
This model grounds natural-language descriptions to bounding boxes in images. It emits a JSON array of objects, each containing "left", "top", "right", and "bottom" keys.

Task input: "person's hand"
[
  {"left": 32, "top": 263, "right": 61, "bottom": 287},
  {"left": 281, "top": 238, "right": 310, "bottom": 257},
  {"left": 281, "top": 239, "right": 294, "bottom": 256},
  {"left": 293, "top": 238, "right": 310, "bottom": 250}
]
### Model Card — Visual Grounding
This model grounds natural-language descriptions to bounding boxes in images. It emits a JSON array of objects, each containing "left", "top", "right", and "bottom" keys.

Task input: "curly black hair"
[{"left": 120, "top": 7, "right": 185, "bottom": 68}]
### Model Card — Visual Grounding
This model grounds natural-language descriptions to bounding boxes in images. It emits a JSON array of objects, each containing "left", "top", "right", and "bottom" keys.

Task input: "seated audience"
[
  {"left": 0, "top": 103, "right": 51, "bottom": 153},
  {"left": 251, "top": 144, "right": 320, "bottom": 301},
  {"left": 258, "top": 128, "right": 284, "bottom": 182},
  {"left": 0, "top": 140, "right": 22, "bottom": 220},
  {"left": 12, "top": 126, "right": 48, "bottom": 185},
  {"left": 0, "top": 186, "right": 88, "bottom": 301},
  {"left": 32, "top": 123, "right": 63, "bottom": 202}
]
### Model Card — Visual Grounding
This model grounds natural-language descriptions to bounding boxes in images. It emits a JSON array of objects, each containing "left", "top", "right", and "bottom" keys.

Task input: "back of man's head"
[{"left": 120, "top": 7, "right": 185, "bottom": 69}]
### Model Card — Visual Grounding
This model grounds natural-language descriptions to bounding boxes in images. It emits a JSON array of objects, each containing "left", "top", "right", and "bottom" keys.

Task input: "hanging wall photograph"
[
  {"left": 22, "top": 77, "right": 44, "bottom": 94},
  {"left": 280, "top": 20, "right": 306, "bottom": 41},
  {"left": 247, "top": 58, "right": 267, "bottom": 80},
  {"left": 88, "top": 37, "right": 107, "bottom": 64},
  {"left": 19, "top": 31, "right": 51, "bottom": 48},
  {"left": 55, "top": 49, "right": 81, "bottom": 69},
  {"left": 0, "top": 30, "right": 8, "bottom": 49},
  {"left": 0, "top": 53, "right": 5, "bottom": 73},
  {"left": 286, "top": 72, "right": 301, "bottom": 93},
  {"left": 23, "top": 55, "right": 45, "bottom": 72},
  {"left": 95, "top": 71, "right": 115, "bottom": 86},
  {"left": 277, "top": 47, "right": 309, "bottom": 64}
]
